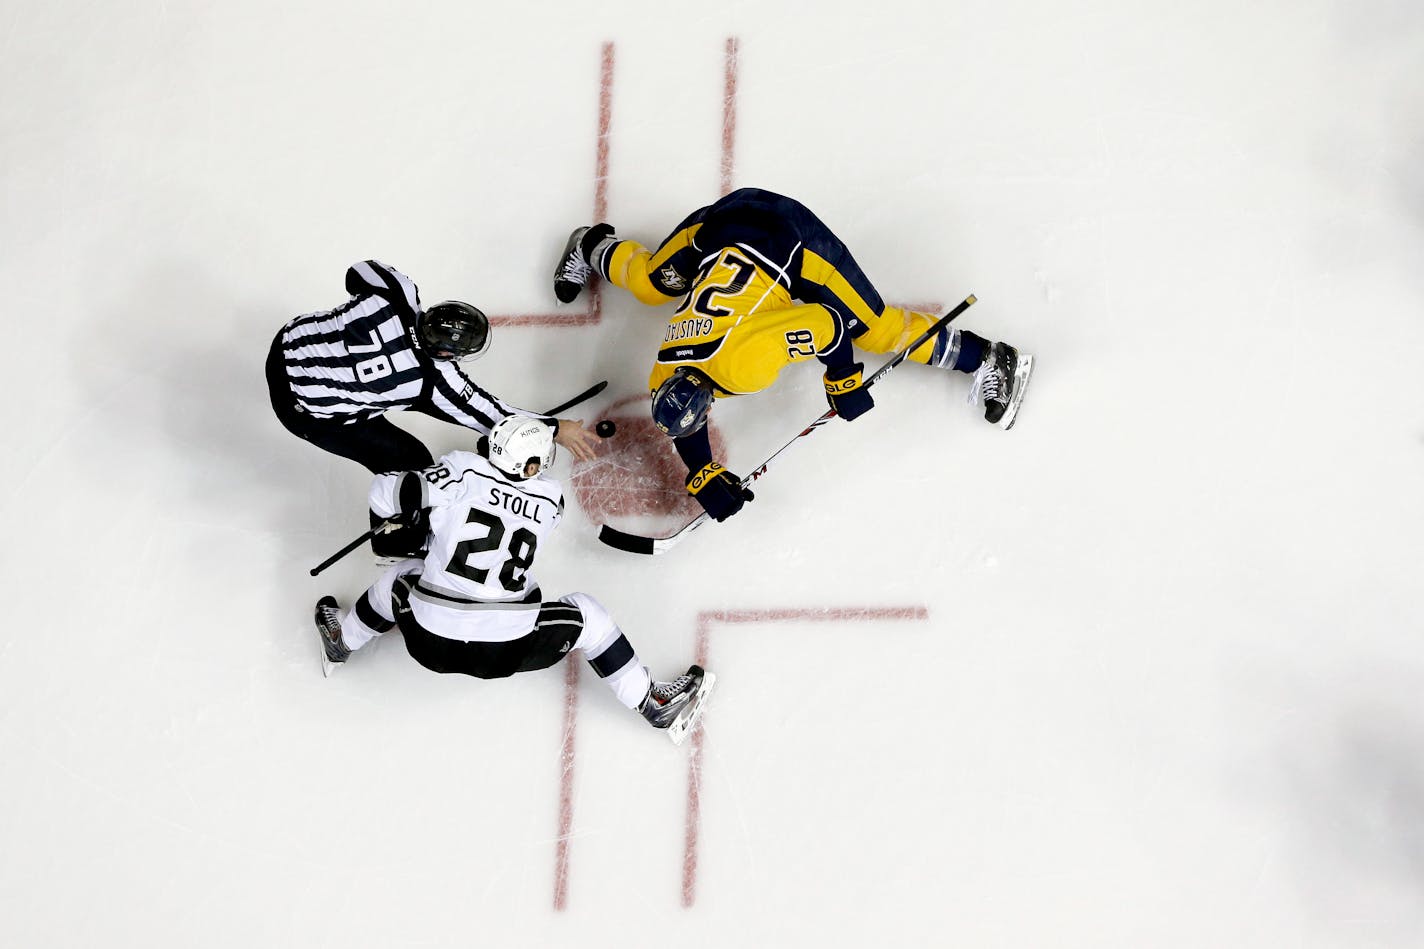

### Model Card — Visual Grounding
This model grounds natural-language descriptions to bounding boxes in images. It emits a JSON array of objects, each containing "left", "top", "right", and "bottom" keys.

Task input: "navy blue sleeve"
[
  {"left": 673, "top": 425, "right": 714, "bottom": 474},
  {"left": 814, "top": 307, "right": 857, "bottom": 372}
]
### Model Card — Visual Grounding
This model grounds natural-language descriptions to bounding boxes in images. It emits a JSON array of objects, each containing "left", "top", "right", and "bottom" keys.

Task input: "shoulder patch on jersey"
[{"left": 659, "top": 265, "right": 687, "bottom": 291}]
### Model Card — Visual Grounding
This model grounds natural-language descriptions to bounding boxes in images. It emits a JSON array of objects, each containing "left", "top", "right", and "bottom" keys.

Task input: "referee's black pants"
[{"left": 265, "top": 335, "right": 434, "bottom": 475}]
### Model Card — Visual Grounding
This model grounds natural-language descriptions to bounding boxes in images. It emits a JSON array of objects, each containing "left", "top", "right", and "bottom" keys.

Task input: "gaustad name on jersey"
[{"left": 664, "top": 315, "right": 714, "bottom": 343}]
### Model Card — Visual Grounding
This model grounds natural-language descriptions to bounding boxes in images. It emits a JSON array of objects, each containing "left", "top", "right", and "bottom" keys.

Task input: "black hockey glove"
[
  {"left": 824, "top": 363, "right": 874, "bottom": 421},
  {"left": 371, "top": 508, "right": 429, "bottom": 559},
  {"left": 387, "top": 508, "right": 427, "bottom": 529},
  {"left": 686, "top": 462, "right": 754, "bottom": 522}
]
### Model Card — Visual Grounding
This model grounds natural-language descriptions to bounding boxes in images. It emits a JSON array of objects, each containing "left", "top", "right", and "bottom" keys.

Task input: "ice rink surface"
[{"left": 2, "top": 1, "right": 1422, "bottom": 946}]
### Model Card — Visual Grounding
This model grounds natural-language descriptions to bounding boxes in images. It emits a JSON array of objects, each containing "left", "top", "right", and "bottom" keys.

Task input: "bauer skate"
[
  {"left": 553, "top": 227, "right": 593, "bottom": 303},
  {"left": 553, "top": 224, "right": 616, "bottom": 303},
  {"left": 314, "top": 595, "right": 350, "bottom": 677},
  {"left": 972, "top": 341, "right": 1034, "bottom": 430},
  {"left": 639, "top": 665, "right": 716, "bottom": 745}
]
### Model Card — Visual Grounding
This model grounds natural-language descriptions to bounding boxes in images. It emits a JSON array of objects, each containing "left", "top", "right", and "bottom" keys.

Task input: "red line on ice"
[
  {"left": 491, "top": 41, "right": 614, "bottom": 329},
  {"left": 552, "top": 656, "right": 582, "bottom": 910},
  {"left": 680, "top": 605, "right": 929, "bottom": 907},
  {"left": 593, "top": 41, "right": 613, "bottom": 230},
  {"left": 720, "top": 37, "right": 739, "bottom": 197}
]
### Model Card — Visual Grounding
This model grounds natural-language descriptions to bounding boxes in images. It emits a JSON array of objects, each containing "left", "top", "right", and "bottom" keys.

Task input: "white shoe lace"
[
  {"left": 557, "top": 249, "right": 591, "bottom": 286},
  {"left": 652, "top": 674, "right": 693, "bottom": 703},
  {"left": 968, "top": 354, "right": 1004, "bottom": 407},
  {"left": 318, "top": 607, "right": 342, "bottom": 640}
]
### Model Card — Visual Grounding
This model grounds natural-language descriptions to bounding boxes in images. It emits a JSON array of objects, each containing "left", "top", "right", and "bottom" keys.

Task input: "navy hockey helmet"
[
  {"left": 650, "top": 367, "right": 714, "bottom": 437},
  {"left": 418, "top": 301, "right": 490, "bottom": 362}
]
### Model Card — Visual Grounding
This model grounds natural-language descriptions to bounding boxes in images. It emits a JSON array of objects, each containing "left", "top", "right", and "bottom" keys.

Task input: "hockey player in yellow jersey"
[{"left": 553, "top": 187, "right": 1033, "bottom": 523}]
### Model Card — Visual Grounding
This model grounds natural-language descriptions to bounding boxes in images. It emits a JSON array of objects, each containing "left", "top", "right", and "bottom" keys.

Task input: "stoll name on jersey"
[{"left": 488, "top": 487, "right": 545, "bottom": 523}]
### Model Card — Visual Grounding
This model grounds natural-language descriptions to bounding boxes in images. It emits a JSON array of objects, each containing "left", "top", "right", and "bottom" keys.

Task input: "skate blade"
[
  {"left": 667, "top": 671, "right": 716, "bottom": 746},
  {"left": 999, "top": 353, "right": 1035, "bottom": 431},
  {"left": 317, "top": 632, "right": 341, "bottom": 678}
]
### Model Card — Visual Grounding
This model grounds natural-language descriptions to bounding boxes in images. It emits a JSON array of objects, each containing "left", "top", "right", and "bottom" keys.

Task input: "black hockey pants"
[{"left": 394, "top": 585, "right": 584, "bottom": 680}]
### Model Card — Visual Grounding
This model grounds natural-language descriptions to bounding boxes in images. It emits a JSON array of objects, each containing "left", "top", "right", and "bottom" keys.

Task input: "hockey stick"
[
  {"left": 543, "top": 379, "right": 608, "bottom": 416},
  {"left": 309, "top": 380, "right": 610, "bottom": 576},
  {"left": 598, "top": 295, "right": 978, "bottom": 555},
  {"left": 309, "top": 522, "right": 398, "bottom": 577}
]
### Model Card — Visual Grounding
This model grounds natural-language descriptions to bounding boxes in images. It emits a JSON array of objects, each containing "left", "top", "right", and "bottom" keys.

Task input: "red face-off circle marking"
[{"left": 570, "top": 395, "right": 726, "bottom": 521}]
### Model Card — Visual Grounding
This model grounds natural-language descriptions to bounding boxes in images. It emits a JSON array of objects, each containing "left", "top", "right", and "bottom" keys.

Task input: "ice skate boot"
[
  {"left": 971, "top": 341, "right": 1034, "bottom": 430},
  {"left": 314, "top": 595, "right": 350, "bottom": 677},
  {"left": 553, "top": 224, "right": 614, "bottom": 303},
  {"left": 638, "top": 664, "right": 717, "bottom": 745}
]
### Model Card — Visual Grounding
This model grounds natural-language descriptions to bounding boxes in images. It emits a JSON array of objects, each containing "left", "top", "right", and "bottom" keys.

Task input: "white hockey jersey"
[{"left": 369, "top": 450, "right": 565, "bottom": 643}]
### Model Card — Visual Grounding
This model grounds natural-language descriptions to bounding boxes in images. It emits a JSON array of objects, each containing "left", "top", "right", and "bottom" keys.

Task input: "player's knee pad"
[
  {"left": 559, "top": 592, "right": 617, "bottom": 653},
  {"left": 368, "top": 560, "right": 421, "bottom": 623},
  {"left": 342, "top": 562, "right": 416, "bottom": 650},
  {"left": 851, "top": 306, "right": 933, "bottom": 359},
  {"left": 607, "top": 243, "right": 680, "bottom": 306}
]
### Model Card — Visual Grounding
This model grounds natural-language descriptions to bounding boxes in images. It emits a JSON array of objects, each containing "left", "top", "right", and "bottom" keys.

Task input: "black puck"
[{"left": 595, "top": 420, "right": 617, "bottom": 438}]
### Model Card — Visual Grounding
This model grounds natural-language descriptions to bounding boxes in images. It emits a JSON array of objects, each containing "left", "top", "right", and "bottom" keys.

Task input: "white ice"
[{"left": 2, "top": 1, "right": 1422, "bottom": 946}]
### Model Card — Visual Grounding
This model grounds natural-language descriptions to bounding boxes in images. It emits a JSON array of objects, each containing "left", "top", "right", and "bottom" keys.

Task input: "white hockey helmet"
[{"left": 487, "top": 415, "right": 556, "bottom": 479}]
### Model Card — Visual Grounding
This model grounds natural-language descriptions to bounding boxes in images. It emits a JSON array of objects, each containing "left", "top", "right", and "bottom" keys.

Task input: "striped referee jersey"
[{"left": 275, "top": 260, "right": 544, "bottom": 432}]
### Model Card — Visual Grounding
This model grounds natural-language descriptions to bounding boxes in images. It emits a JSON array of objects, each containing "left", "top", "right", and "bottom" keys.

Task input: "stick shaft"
[
  {"left": 543, "top": 379, "right": 608, "bottom": 416},
  {"left": 309, "top": 524, "right": 385, "bottom": 576}
]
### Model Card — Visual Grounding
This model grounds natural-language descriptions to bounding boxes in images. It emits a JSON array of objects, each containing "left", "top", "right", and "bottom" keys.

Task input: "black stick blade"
[{"left": 597, "top": 524, "right": 658, "bottom": 555}]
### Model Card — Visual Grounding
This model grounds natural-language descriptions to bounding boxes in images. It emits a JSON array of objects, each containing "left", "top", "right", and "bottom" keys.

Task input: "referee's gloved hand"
[
  {"left": 685, "top": 462, "right": 754, "bottom": 522},
  {"left": 824, "top": 362, "right": 874, "bottom": 421}
]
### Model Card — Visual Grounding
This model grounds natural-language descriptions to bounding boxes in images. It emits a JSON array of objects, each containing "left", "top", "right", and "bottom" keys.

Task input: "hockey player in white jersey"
[{"left": 313, "top": 414, "right": 714, "bottom": 742}]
